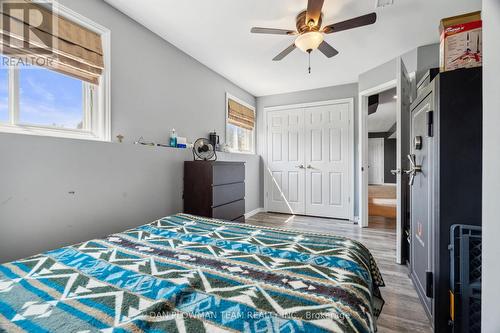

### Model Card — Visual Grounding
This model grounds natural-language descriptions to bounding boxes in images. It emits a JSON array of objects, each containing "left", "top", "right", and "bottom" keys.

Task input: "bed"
[{"left": 0, "top": 214, "right": 385, "bottom": 333}]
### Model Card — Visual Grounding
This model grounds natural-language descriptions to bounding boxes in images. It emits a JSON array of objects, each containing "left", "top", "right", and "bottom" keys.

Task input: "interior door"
[
  {"left": 304, "top": 103, "right": 351, "bottom": 219},
  {"left": 409, "top": 92, "right": 434, "bottom": 317},
  {"left": 267, "top": 109, "right": 305, "bottom": 214},
  {"left": 368, "top": 138, "right": 384, "bottom": 185},
  {"left": 396, "top": 58, "right": 413, "bottom": 264}
]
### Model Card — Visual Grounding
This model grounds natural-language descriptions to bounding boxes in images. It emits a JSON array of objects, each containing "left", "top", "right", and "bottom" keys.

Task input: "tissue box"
[{"left": 439, "top": 11, "right": 482, "bottom": 72}]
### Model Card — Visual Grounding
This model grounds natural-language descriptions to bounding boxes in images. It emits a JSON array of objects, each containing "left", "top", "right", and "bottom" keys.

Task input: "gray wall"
[
  {"left": 482, "top": 1, "right": 500, "bottom": 331},
  {"left": 416, "top": 44, "right": 440, "bottom": 83},
  {"left": 59, "top": 0, "right": 255, "bottom": 144},
  {"left": 358, "top": 44, "right": 439, "bottom": 92},
  {"left": 256, "top": 83, "right": 359, "bottom": 214},
  {"left": 0, "top": 0, "right": 260, "bottom": 263},
  {"left": 359, "top": 58, "right": 398, "bottom": 92}
]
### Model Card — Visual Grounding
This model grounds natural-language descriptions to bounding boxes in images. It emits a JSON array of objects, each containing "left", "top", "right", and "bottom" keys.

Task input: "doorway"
[
  {"left": 367, "top": 88, "right": 398, "bottom": 230},
  {"left": 264, "top": 99, "right": 354, "bottom": 220},
  {"left": 358, "top": 57, "right": 413, "bottom": 264}
]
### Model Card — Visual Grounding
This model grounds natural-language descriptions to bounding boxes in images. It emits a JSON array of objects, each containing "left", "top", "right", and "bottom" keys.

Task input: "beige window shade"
[
  {"left": 228, "top": 99, "right": 255, "bottom": 131},
  {"left": 0, "top": 1, "right": 103, "bottom": 84}
]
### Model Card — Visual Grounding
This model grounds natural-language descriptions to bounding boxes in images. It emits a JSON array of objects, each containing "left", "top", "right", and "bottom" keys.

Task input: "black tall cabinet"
[{"left": 409, "top": 68, "right": 482, "bottom": 332}]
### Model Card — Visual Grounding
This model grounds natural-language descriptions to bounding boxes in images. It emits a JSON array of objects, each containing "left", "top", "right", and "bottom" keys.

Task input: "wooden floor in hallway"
[
  {"left": 369, "top": 185, "right": 397, "bottom": 219},
  {"left": 246, "top": 212, "right": 432, "bottom": 333},
  {"left": 367, "top": 215, "right": 397, "bottom": 231}
]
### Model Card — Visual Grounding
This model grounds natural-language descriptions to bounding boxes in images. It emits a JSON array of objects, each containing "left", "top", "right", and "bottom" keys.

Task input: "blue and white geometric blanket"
[{"left": 0, "top": 214, "right": 384, "bottom": 332}]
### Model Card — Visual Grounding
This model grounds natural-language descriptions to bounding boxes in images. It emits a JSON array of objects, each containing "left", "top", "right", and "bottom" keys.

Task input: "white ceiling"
[
  {"left": 368, "top": 88, "right": 396, "bottom": 133},
  {"left": 104, "top": 0, "right": 481, "bottom": 97}
]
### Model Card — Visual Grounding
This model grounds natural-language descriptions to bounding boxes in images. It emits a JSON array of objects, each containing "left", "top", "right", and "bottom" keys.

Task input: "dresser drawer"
[
  {"left": 212, "top": 182, "right": 245, "bottom": 207},
  {"left": 184, "top": 161, "right": 246, "bottom": 223},
  {"left": 212, "top": 199, "right": 245, "bottom": 221},
  {"left": 213, "top": 163, "right": 245, "bottom": 186}
]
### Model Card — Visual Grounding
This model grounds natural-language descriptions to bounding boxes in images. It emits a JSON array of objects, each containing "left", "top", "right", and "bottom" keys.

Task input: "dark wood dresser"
[{"left": 183, "top": 161, "right": 245, "bottom": 223}]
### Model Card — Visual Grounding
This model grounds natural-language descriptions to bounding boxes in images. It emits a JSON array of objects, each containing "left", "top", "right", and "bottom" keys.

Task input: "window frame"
[
  {"left": 0, "top": 2, "right": 111, "bottom": 142},
  {"left": 225, "top": 93, "right": 256, "bottom": 155}
]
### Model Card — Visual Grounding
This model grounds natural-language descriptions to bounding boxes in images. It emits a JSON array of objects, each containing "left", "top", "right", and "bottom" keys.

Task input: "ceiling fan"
[{"left": 251, "top": 0, "right": 377, "bottom": 73}]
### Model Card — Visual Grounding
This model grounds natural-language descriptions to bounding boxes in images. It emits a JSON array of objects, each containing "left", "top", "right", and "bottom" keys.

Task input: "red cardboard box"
[{"left": 439, "top": 11, "right": 482, "bottom": 72}]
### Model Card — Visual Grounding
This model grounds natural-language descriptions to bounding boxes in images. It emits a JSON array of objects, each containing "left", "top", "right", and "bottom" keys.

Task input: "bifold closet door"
[
  {"left": 267, "top": 109, "right": 306, "bottom": 214},
  {"left": 304, "top": 104, "right": 351, "bottom": 219}
]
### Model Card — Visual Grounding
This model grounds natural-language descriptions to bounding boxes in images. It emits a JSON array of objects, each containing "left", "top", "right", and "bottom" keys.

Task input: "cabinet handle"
[{"left": 404, "top": 154, "right": 422, "bottom": 186}]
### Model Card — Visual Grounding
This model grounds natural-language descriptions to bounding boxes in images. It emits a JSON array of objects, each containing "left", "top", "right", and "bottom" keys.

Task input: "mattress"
[{"left": 0, "top": 214, "right": 385, "bottom": 333}]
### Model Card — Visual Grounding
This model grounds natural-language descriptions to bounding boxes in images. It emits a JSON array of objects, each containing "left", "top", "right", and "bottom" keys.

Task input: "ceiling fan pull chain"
[{"left": 308, "top": 50, "right": 312, "bottom": 74}]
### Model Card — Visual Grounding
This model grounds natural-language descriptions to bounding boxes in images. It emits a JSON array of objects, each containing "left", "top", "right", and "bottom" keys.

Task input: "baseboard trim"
[{"left": 245, "top": 208, "right": 265, "bottom": 219}]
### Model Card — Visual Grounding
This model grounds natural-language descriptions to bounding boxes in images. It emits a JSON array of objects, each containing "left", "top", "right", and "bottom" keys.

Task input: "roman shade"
[
  {"left": 0, "top": 0, "right": 103, "bottom": 84},
  {"left": 228, "top": 99, "right": 255, "bottom": 131}
]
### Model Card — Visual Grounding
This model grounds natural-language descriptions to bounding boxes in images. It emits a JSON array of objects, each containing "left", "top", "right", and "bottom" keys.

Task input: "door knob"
[
  {"left": 296, "top": 165, "right": 305, "bottom": 169},
  {"left": 404, "top": 154, "right": 422, "bottom": 186},
  {"left": 391, "top": 169, "right": 401, "bottom": 175},
  {"left": 307, "top": 165, "right": 314, "bottom": 169}
]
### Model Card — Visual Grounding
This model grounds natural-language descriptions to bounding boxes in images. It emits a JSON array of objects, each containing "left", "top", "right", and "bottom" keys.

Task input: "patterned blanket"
[{"left": 0, "top": 214, "right": 385, "bottom": 333}]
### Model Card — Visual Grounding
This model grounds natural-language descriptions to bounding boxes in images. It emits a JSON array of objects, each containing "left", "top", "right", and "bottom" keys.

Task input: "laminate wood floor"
[{"left": 246, "top": 212, "right": 432, "bottom": 333}]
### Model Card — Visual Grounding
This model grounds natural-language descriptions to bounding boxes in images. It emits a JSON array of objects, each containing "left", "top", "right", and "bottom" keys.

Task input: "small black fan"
[{"left": 192, "top": 138, "right": 217, "bottom": 161}]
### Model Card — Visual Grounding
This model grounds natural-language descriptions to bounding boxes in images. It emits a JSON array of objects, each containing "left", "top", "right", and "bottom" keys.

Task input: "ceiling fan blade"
[
  {"left": 273, "top": 44, "right": 296, "bottom": 61},
  {"left": 323, "top": 12, "right": 377, "bottom": 34},
  {"left": 318, "top": 41, "right": 339, "bottom": 58},
  {"left": 306, "top": 0, "right": 325, "bottom": 26},
  {"left": 251, "top": 27, "right": 297, "bottom": 35}
]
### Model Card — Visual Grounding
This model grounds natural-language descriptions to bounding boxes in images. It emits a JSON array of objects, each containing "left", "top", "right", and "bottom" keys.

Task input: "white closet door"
[
  {"left": 267, "top": 109, "right": 305, "bottom": 214},
  {"left": 368, "top": 138, "right": 385, "bottom": 185},
  {"left": 304, "top": 103, "right": 351, "bottom": 219}
]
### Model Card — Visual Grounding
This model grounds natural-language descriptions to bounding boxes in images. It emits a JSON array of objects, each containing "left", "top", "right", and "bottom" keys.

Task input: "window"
[
  {"left": 19, "top": 66, "right": 85, "bottom": 129},
  {"left": 0, "top": 68, "right": 7, "bottom": 123},
  {"left": 226, "top": 94, "right": 256, "bottom": 154},
  {"left": 0, "top": 62, "right": 92, "bottom": 131},
  {"left": 0, "top": 1, "right": 110, "bottom": 141}
]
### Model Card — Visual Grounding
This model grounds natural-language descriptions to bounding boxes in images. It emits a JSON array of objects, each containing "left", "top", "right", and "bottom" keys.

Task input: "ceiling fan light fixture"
[{"left": 295, "top": 31, "right": 324, "bottom": 53}]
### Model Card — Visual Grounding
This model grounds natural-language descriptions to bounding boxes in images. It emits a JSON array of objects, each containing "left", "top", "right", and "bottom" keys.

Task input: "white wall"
[
  {"left": 482, "top": 0, "right": 500, "bottom": 331},
  {"left": 0, "top": 0, "right": 260, "bottom": 263}
]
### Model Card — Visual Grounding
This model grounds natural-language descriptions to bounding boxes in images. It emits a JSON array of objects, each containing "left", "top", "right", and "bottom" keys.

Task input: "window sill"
[
  {"left": 220, "top": 150, "right": 256, "bottom": 156},
  {"left": 0, "top": 123, "right": 109, "bottom": 142}
]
